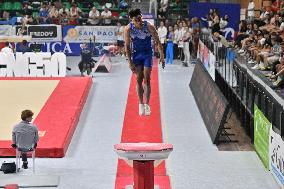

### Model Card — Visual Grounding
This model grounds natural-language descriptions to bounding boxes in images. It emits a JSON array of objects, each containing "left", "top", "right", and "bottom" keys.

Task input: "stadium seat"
[
  {"left": 119, "top": 12, "right": 127, "bottom": 18},
  {"left": 13, "top": 2, "right": 22, "bottom": 11},
  {"left": 32, "top": 11, "right": 39, "bottom": 19},
  {"left": 62, "top": 2, "right": 71, "bottom": 9},
  {"left": 2, "top": 2, "right": 12, "bottom": 11},
  {"left": 93, "top": 2, "right": 101, "bottom": 9}
]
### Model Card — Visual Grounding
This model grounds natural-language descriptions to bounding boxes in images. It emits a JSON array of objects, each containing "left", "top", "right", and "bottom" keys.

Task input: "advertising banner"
[
  {"left": 209, "top": 51, "right": 216, "bottom": 81},
  {"left": 0, "top": 25, "right": 13, "bottom": 36},
  {"left": 14, "top": 25, "right": 62, "bottom": 42},
  {"left": 63, "top": 26, "right": 117, "bottom": 43},
  {"left": 27, "top": 42, "right": 108, "bottom": 56},
  {"left": 269, "top": 128, "right": 284, "bottom": 188},
  {"left": 189, "top": 2, "right": 240, "bottom": 39},
  {"left": 254, "top": 104, "right": 272, "bottom": 169}
]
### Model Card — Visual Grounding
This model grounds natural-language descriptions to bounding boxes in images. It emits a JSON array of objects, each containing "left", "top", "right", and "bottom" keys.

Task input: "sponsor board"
[
  {"left": 269, "top": 128, "right": 284, "bottom": 188},
  {"left": 254, "top": 104, "right": 272, "bottom": 169},
  {"left": 14, "top": 25, "right": 62, "bottom": 42},
  {"left": 0, "top": 52, "right": 66, "bottom": 77},
  {"left": 63, "top": 26, "right": 117, "bottom": 43}
]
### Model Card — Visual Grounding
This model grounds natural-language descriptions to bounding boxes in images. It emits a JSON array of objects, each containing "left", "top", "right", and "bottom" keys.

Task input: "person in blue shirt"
[{"left": 124, "top": 9, "right": 165, "bottom": 116}]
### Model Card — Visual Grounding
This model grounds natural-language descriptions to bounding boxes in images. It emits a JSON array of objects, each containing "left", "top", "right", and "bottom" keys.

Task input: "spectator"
[
  {"left": 158, "top": 0, "right": 168, "bottom": 19},
  {"left": 59, "top": 5, "right": 70, "bottom": 16},
  {"left": 60, "top": 11, "right": 69, "bottom": 25},
  {"left": 166, "top": 25, "right": 174, "bottom": 64},
  {"left": 69, "top": 3, "right": 81, "bottom": 25},
  {"left": 1, "top": 11, "right": 10, "bottom": 21},
  {"left": 1, "top": 42, "right": 13, "bottom": 53},
  {"left": 22, "top": 4, "right": 32, "bottom": 16},
  {"left": 247, "top": 0, "right": 255, "bottom": 22},
  {"left": 17, "top": 40, "right": 31, "bottom": 53},
  {"left": 149, "top": 0, "right": 157, "bottom": 18},
  {"left": 220, "top": 15, "right": 229, "bottom": 30},
  {"left": 116, "top": 22, "right": 125, "bottom": 56},
  {"left": 211, "top": 11, "right": 220, "bottom": 34},
  {"left": 177, "top": 22, "right": 185, "bottom": 61},
  {"left": 39, "top": 4, "right": 50, "bottom": 24},
  {"left": 12, "top": 110, "right": 39, "bottom": 169},
  {"left": 173, "top": 24, "right": 179, "bottom": 59},
  {"left": 101, "top": 7, "right": 112, "bottom": 25},
  {"left": 271, "top": 0, "right": 281, "bottom": 14},
  {"left": 157, "top": 21, "right": 167, "bottom": 56},
  {"left": 88, "top": 7, "right": 100, "bottom": 25},
  {"left": 182, "top": 26, "right": 191, "bottom": 67},
  {"left": 49, "top": 4, "right": 59, "bottom": 24}
]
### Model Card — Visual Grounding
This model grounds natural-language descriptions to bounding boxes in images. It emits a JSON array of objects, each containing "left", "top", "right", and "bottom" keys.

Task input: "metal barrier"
[{"left": 200, "top": 33, "right": 284, "bottom": 140}]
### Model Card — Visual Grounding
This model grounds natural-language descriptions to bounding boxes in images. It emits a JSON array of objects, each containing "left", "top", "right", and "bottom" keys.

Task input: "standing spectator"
[
  {"left": 116, "top": 22, "right": 125, "bottom": 56},
  {"left": 220, "top": 15, "right": 229, "bottom": 30},
  {"left": 1, "top": 42, "right": 13, "bottom": 53},
  {"left": 158, "top": 21, "right": 167, "bottom": 56},
  {"left": 12, "top": 110, "right": 39, "bottom": 169},
  {"left": 247, "top": 0, "right": 255, "bottom": 22},
  {"left": 101, "top": 7, "right": 112, "bottom": 25},
  {"left": 88, "top": 7, "right": 100, "bottom": 25},
  {"left": 158, "top": 0, "right": 168, "bottom": 19},
  {"left": 211, "top": 11, "right": 220, "bottom": 34},
  {"left": 182, "top": 26, "right": 191, "bottom": 67},
  {"left": 177, "top": 22, "right": 185, "bottom": 61},
  {"left": 149, "top": 0, "right": 157, "bottom": 18},
  {"left": 166, "top": 25, "right": 174, "bottom": 64},
  {"left": 173, "top": 24, "right": 179, "bottom": 59}
]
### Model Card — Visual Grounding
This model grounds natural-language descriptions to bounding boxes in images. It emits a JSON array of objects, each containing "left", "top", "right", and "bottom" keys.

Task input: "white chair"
[{"left": 14, "top": 130, "right": 37, "bottom": 173}]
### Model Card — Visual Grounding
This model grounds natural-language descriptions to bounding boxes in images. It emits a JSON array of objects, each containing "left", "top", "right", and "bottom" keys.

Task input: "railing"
[{"left": 200, "top": 33, "right": 284, "bottom": 140}]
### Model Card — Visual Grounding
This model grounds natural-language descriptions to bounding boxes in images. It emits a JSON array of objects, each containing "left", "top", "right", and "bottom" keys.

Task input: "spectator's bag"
[{"left": 0, "top": 161, "right": 16, "bottom": 174}]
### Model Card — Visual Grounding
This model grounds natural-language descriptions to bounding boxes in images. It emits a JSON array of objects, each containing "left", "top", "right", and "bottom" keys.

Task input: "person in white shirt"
[
  {"left": 1, "top": 42, "right": 13, "bottom": 53},
  {"left": 157, "top": 21, "right": 167, "bottom": 55},
  {"left": 88, "top": 7, "right": 100, "bottom": 25},
  {"left": 101, "top": 7, "right": 112, "bottom": 25},
  {"left": 247, "top": 0, "right": 255, "bottom": 22},
  {"left": 177, "top": 22, "right": 185, "bottom": 60},
  {"left": 116, "top": 22, "right": 125, "bottom": 56}
]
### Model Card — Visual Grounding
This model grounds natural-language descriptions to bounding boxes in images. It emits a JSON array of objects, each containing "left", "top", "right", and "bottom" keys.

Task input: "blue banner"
[
  {"left": 189, "top": 2, "right": 240, "bottom": 39},
  {"left": 19, "top": 42, "right": 108, "bottom": 56}
]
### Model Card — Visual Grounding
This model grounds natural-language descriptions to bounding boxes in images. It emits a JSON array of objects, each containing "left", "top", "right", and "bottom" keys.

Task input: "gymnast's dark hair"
[{"left": 128, "top": 9, "right": 142, "bottom": 19}]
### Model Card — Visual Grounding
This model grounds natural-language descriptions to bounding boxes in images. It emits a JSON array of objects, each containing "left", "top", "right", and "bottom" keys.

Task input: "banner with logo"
[
  {"left": 189, "top": 2, "right": 240, "bottom": 39},
  {"left": 63, "top": 26, "right": 117, "bottom": 43},
  {"left": 269, "top": 128, "right": 284, "bottom": 188},
  {"left": 14, "top": 25, "right": 62, "bottom": 42},
  {"left": 26, "top": 41, "right": 109, "bottom": 56},
  {"left": 0, "top": 25, "right": 13, "bottom": 36},
  {"left": 254, "top": 104, "right": 272, "bottom": 169}
]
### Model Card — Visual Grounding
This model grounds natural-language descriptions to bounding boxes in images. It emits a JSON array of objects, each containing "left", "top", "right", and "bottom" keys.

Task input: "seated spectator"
[
  {"left": 220, "top": 15, "right": 229, "bottom": 30},
  {"left": 25, "top": 15, "right": 38, "bottom": 25},
  {"left": 12, "top": 110, "right": 39, "bottom": 169},
  {"left": 101, "top": 7, "right": 112, "bottom": 25},
  {"left": 261, "top": 36, "right": 282, "bottom": 70},
  {"left": 88, "top": 7, "right": 100, "bottom": 25},
  {"left": 22, "top": 3, "right": 32, "bottom": 16},
  {"left": 17, "top": 40, "right": 31, "bottom": 53},
  {"left": 49, "top": 4, "right": 59, "bottom": 24},
  {"left": 60, "top": 11, "right": 69, "bottom": 25},
  {"left": 69, "top": 3, "right": 81, "bottom": 25},
  {"left": 39, "top": 4, "right": 50, "bottom": 24},
  {"left": 1, "top": 11, "right": 10, "bottom": 21},
  {"left": 59, "top": 5, "right": 70, "bottom": 16}
]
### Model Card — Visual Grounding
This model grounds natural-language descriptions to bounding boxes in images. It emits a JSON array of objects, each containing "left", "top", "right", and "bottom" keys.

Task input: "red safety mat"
[{"left": 0, "top": 77, "right": 92, "bottom": 157}]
